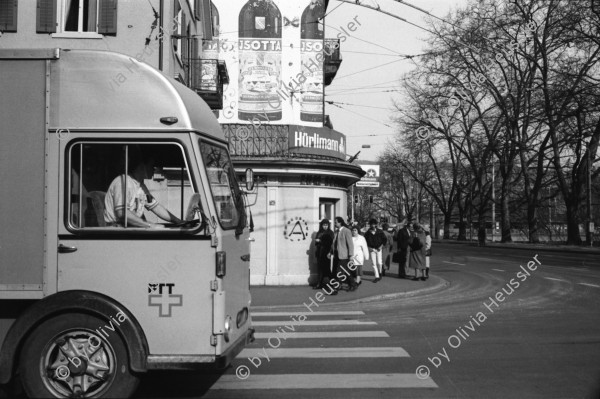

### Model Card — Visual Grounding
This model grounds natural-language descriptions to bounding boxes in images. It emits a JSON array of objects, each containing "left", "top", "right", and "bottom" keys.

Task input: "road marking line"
[
  {"left": 443, "top": 261, "right": 466, "bottom": 266},
  {"left": 252, "top": 311, "right": 364, "bottom": 317},
  {"left": 544, "top": 277, "right": 568, "bottom": 282},
  {"left": 492, "top": 269, "right": 505, "bottom": 272},
  {"left": 578, "top": 283, "right": 600, "bottom": 288},
  {"left": 253, "top": 320, "right": 376, "bottom": 326},
  {"left": 239, "top": 347, "right": 410, "bottom": 358},
  {"left": 212, "top": 373, "right": 438, "bottom": 389},
  {"left": 469, "top": 256, "right": 514, "bottom": 264},
  {"left": 254, "top": 331, "right": 390, "bottom": 339}
]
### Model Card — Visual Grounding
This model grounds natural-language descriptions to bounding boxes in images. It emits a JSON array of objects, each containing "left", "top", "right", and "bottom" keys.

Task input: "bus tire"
[{"left": 18, "top": 313, "right": 139, "bottom": 398}]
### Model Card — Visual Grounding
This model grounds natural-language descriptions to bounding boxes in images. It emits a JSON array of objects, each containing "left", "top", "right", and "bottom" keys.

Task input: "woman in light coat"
[{"left": 351, "top": 226, "right": 378, "bottom": 283}]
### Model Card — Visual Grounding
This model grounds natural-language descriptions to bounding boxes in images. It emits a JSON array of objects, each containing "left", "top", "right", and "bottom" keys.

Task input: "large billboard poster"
[
  {"left": 300, "top": 39, "right": 324, "bottom": 122},
  {"left": 238, "top": 38, "right": 282, "bottom": 121},
  {"left": 300, "top": 0, "right": 325, "bottom": 122},
  {"left": 210, "top": 0, "right": 324, "bottom": 127}
]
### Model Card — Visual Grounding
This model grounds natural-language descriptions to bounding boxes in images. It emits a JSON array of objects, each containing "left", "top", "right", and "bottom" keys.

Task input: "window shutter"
[
  {"left": 36, "top": 0, "right": 56, "bottom": 33},
  {"left": 98, "top": 0, "right": 117, "bottom": 35},
  {"left": 196, "top": 0, "right": 213, "bottom": 40},
  {"left": 0, "top": 0, "right": 17, "bottom": 32}
]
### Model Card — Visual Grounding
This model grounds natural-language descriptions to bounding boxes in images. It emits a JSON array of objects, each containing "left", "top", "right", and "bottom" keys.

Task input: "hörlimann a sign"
[{"left": 289, "top": 125, "right": 346, "bottom": 160}]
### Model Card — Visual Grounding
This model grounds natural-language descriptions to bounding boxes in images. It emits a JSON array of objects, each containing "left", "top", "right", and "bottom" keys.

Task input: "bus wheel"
[{"left": 18, "top": 313, "right": 139, "bottom": 398}]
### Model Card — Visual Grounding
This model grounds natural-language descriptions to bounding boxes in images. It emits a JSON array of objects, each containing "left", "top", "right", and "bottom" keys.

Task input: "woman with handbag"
[{"left": 409, "top": 223, "right": 427, "bottom": 281}]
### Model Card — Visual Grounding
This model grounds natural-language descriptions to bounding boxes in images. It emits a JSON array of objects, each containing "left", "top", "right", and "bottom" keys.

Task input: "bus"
[{"left": 0, "top": 49, "right": 254, "bottom": 398}]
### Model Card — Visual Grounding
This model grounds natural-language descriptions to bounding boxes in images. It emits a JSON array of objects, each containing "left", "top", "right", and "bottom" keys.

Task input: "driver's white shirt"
[{"left": 104, "top": 175, "right": 158, "bottom": 225}]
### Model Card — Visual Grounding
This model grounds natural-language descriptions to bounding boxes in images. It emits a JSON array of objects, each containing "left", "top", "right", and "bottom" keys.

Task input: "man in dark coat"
[
  {"left": 364, "top": 218, "right": 387, "bottom": 281},
  {"left": 396, "top": 220, "right": 411, "bottom": 278}
]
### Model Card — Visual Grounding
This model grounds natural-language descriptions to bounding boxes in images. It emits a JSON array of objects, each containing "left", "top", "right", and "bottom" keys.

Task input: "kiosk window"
[{"left": 68, "top": 143, "right": 198, "bottom": 229}]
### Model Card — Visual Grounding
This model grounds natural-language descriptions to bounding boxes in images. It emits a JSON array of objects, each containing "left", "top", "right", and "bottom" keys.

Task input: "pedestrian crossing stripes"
[
  {"left": 212, "top": 373, "right": 438, "bottom": 390},
  {"left": 252, "top": 311, "right": 365, "bottom": 316},
  {"left": 254, "top": 331, "right": 389, "bottom": 339},
  {"left": 210, "top": 309, "right": 439, "bottom": 392},
  {"left": 240, "top": 347, "right": 410, "bottom": 358},
  {"left": 253, "top": 320, "right": 377, "bottom": 326}
]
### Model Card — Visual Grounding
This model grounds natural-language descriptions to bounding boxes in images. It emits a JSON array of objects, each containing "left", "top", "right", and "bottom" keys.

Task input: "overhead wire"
[
  {"left": 333, "top": 57, "right": 406, "bottom": 80},
  {"left": 329, "top": 102, "right": 394, "bottom": 128},
  {"left": 326, "top": 100, "right": 393, "bottom": 110},
  {"left": 327, "top": 89, "right": 402, "bottom": 96}
]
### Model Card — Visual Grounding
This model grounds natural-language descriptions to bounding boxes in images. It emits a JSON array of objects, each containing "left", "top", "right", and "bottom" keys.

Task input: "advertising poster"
[
  {"left": 300, "top": 39, "right": 324, "bottom": 122},
  {"left": 238, "top": 39, "right": 282, "bottom": 121},
  {"left": 238, "top": 0, "right": 283, "bottom": 121},
  {"left": 200, "top": 39, "right": 219, "bottom": 92}
]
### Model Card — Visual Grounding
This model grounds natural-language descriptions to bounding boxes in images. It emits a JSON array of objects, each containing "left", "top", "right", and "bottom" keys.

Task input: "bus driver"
[{"left": 104, "top": 151, "right": 181, "bottom": 228}]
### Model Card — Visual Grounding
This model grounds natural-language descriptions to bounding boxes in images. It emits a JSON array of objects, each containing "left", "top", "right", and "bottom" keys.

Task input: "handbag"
[
  {"left": 426, "top": 248, "right": 432, "bottom": 257},
  {"left": 392, "top": 252, "right": 400, "bottom": 263}
]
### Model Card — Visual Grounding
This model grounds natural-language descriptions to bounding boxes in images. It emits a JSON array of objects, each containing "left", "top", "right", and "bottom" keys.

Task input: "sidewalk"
[
  {"left": 250, "top": 271, "right": 448, "bottom": 310},
  {"left": 433, "top": 239, "right": 600, "bottom": 255}
]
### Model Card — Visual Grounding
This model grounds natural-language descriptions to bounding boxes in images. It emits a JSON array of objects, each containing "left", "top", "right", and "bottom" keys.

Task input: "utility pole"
[
  {"left": 492, "top": 156, "right": 495, "bottom": 243},
  {"left": 587, "top": 150, "right": 593, "bottom": 247},
  {"left": 469, "top": 188, "right": 473, "bottom": 242}
]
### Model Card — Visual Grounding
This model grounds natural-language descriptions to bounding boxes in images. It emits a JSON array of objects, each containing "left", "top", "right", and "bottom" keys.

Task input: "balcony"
[
  {"left": 187, "top": 58, "right": 229, "bottom": 110},
  {"left": 324, "top": 39, "right": 342, "bottom": 86}
]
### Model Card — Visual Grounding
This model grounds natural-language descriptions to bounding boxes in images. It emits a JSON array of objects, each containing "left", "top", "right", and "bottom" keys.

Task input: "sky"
[{"left": 324, "top": 0, "right": 470, "bottom": 162}]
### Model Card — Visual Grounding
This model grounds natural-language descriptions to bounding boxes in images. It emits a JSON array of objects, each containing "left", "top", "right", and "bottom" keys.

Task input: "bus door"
[
  {"left": 197, "top": 139, "right": 252, "bottom": 352},
  {"left": 57, "top": 139, "right": 215, "bottom": 357}
]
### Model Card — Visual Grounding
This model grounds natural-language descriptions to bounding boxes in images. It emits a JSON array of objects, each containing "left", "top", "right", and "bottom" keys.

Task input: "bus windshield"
[{"left": 199, "top": 140, "right": 245, "bottom": 231}]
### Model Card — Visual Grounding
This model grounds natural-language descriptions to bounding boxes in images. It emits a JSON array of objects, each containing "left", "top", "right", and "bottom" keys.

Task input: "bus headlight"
[
  {"left": 224, "top": 315, "right": 232, "bottom": 342},
  {"left": 237, "top": 307, "right": 248, "bottom": 328}
]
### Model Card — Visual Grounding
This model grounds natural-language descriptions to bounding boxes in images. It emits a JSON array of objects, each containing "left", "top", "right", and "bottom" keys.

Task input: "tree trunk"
[
  {"left": 500, "top": 189, "right": 512, "bottom": 243},
  {"left": 443, "top": 212, "right": 451, "bottom": 239},
  {"left": 565, "top": 199, "right": 583, "bottom": 245},
  {"left": 527, "top": 199, "right": 540, "bottom": 243},
  {"left": 458, "top": 220, "right": 467, "bottom": 241},
  {"left": 477, "top": 210, "right": 487, "bottom": 246}
]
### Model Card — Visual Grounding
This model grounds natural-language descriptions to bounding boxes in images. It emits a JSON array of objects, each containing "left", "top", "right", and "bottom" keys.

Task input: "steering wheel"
[{"left": 164, "top": 219, "right": 201, "bottom": 228}]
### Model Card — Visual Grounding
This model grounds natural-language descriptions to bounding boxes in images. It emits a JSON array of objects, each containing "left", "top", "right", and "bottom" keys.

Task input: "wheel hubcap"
[{"left": 41, "top": 329, "right": 115, "bottom": 397}]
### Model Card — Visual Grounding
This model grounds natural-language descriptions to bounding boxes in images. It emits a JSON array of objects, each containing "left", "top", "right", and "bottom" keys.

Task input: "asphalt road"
[{"left": 135, "top": 243, "right": 600, "bottom": 398}]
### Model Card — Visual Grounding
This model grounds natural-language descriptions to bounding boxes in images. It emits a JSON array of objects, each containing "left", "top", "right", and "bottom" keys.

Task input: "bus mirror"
[{"left": 245, "top": 168, "right": 254, "bottom": 191}]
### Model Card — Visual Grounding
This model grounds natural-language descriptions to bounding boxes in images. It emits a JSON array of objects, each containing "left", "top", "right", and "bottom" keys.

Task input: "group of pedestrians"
[
  {"left": 396, "top": 220, "right": 432, "bottom": 281},
  {"left": 314, "top": 217, "right": 432, "bottom": 295}
]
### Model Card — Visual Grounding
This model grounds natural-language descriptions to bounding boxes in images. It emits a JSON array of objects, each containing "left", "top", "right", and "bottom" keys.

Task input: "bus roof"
[{"left": 40, "top": 49, "right": 224, "bottom": 141}]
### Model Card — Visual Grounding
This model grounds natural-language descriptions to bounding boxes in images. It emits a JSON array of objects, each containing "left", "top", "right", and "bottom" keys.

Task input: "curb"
[
  {"left": 433, "top": 239, "right": 600, "bottom": 255},
  {"left": 250, "top": 275, "right": 450, "bottom": 311}
]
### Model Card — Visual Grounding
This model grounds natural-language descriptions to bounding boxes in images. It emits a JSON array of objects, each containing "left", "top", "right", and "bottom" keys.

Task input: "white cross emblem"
[{"left": 149, "top": 293, "right": 183, "bottom": 317}]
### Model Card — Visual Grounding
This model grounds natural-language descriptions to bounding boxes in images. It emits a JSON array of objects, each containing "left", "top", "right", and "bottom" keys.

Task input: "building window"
[
  {"left": 68, "top": 143, "right": 198, "bottom": 230},
  {"left": 0, "top": 0, "right": 18, "bottom": 32},
  {"left": 36, "top": 0, "right": 117, "bottom": 35},
  {"left": 319, "top": 199, "right": 337, "bottom": 223},
  {"left": 63, "top": 0, "right": 98, "bottom": 32}
]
